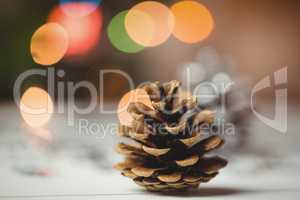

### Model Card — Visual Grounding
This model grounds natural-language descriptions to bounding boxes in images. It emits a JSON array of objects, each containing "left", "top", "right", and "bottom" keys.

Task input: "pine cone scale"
[{"left": 115, "top": 80, "right": 228, "bottom": 192}]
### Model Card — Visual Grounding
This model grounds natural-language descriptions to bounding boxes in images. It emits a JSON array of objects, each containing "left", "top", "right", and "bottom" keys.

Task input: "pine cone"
[{"left": 115, "top": 80, "right": 227, "bottom": 192}]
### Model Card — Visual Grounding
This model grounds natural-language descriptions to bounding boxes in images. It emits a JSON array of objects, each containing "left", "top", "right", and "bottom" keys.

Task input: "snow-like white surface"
[
  {"left": 0, "top": 103, "right": 299, "bottom": 199},
  {"left": 1, "top": 155, "right": 299, "bottom": 200}
]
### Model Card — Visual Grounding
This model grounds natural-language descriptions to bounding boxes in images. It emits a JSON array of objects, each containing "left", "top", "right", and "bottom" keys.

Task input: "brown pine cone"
[{"left": 115, "top": 80, "right": 227, "bottom": 192}]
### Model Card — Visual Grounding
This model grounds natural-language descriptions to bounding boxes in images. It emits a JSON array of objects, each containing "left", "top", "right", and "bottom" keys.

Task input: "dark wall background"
[{"left": 0, "top": 0, "right": 299, "bottom": 102}]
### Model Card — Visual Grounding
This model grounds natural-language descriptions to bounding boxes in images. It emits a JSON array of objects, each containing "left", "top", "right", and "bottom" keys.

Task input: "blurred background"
[
  {"left": 0, "top": 0, "right": 300, "bottom": 101},
  {"left": 0, "top": 0, "right": 300, "bottom": 198}
]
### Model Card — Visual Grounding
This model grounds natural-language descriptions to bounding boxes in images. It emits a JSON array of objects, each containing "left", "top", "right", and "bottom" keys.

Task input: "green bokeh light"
[{"left": 107, "top": 10, "right": 144, "bottom": 53}]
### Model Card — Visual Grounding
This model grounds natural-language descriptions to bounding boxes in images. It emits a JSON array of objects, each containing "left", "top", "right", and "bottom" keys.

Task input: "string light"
[
  {"left": 125, "top": 1, "right": 174, "bottom": 47},
  {"left": 59, "top": 0, "right": 102, "bottom": 17},
  {"left": 108, "top": 10, "right": 144, "bottom": 53},
  {"left": 171, "top": 1, "right": 214, "bottom": 43},
  {"left": 20, "top": 87, "right": 54, "bottom": 128},
  {"left": 30, "top": 23, "right": 69, "bottom": 66},
  {"left": 48, "top": 2, "right": 103, "bottom": 56}
]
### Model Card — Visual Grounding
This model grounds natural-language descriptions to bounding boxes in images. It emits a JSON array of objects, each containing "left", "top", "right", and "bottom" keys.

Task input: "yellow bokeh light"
[
  {"left": 171, "top": 1, "right": 214, "bottom": 43},
  {"left": 125, "top": 1, "right": 174, "bottom": 47},
  {"left": 30, "top": 23, "right": 69, "bottom": 66},
  {"left": 20, "top": 87, "right": 54, "bottom": 128},
  {"left": 118, "top": 89, "right": 153, "bottom": 126},
  {"left": 125, "top": 10, "right": 154, "bottom": 47}
]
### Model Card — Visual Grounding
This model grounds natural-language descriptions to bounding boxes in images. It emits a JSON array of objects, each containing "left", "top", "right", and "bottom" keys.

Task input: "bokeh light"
[
  {"left": 178, "top": 62, "right": 207, "bottom": 86},
  {"left": 118, "top": 89, "right": 153, "bottom": 126},
  {"left": 212, "top": 72, "right": 233, "bottom": 94},
  {"left": 171, "top": 1, "right": 214, "bottom": 43},
  {"left": 194, "top": 83, "right": 218, "bottom": 106},
  {"left": 107, "top": 11, "right": 144, "bottom": 53},
  {"left": 20, "top": 87, "right": 54, "bottom": 128},
  {"left": 59, "top": 0, "right": 102, "bottom": 17},
  {"left": 48, "top": 3, "right": 103, "bottom": 56},
  {"left": 30, "top": 23, "right": 69, "bottom": 66},
  {"left": 125, "top": 9, "right": 154, "bottom": 47},
  {"left": 125, "top": 1, "right": 174, "bottom": 47}
]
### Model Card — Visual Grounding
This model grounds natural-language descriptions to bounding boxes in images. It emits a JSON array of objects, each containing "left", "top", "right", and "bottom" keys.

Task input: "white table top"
[{"left": 0, "top": 103, "right": 299, "bottom": 199}]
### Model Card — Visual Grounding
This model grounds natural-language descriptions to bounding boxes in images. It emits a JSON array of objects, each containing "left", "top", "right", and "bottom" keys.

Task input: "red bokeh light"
[{"left": 48, "top": 3, "right": 103, "bottom": 57}]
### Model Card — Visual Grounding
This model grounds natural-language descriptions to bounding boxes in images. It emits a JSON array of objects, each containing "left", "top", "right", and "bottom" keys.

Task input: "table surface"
[{"left": 0, "top": 103, "right": 299, "bottom": 200}]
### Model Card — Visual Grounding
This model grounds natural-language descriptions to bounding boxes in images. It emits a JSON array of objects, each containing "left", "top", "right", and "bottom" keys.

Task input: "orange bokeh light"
[
  {"left": 125, "top": 1, "right": 174, "bottom": 47},
  {"left": 30, "top": 23, "right": 69, "bottom": 66},
  {"left": 20, "top": 87, "right": 54, "bottom": 128},
  {"left": 48, "top": 3, "right": 102, "bottom": 56},
  {"left": 118, "top": 89, "right": 153, "bottom": 126},
  {"left": 171, "top": 1, "right": 214, "bottom": 43}
]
